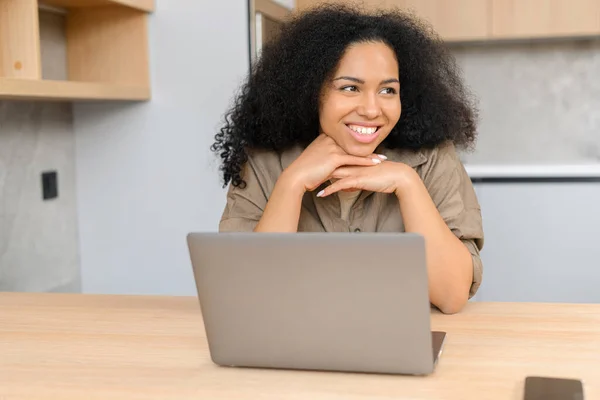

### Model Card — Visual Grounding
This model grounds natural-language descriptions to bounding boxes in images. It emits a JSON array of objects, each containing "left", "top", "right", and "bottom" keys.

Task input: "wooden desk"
[{"left": 1, "top": 292, "right": 598, "bottom": 399}]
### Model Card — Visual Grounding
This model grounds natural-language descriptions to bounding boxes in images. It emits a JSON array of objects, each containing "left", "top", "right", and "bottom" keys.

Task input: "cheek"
[
  {"left": 384, "top": 101, "right": 402, "bottom": 125},
  {"left": 324, "top": 96, "right": 355, "bottom": 123},
  {"left": 320, "top": 96, "right": 347, "bottom": 129}
]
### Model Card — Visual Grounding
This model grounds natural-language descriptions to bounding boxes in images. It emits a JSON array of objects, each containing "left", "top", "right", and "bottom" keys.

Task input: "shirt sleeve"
[
  {"left": 219, "top": 154, "right": 269, "bottom": 233},
  {"left": 419, "top": 141, "right": 485, "bottom": 298}
]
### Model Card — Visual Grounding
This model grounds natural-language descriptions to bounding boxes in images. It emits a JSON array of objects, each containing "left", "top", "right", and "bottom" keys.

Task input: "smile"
[
  {"left": 347, "top": 124, "right": 379, "bottom": 135},
  {"left": 345, "top": 123, "right": 382, "bottom": 144}
]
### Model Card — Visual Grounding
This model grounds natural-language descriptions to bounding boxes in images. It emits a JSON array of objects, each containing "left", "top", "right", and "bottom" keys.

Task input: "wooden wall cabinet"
[
  {"left": 491, "top": 0, "right": 600, "bottom": 39},
  {"left": 0, "top": 0, "right": 153, "bottom": 101},
  {"left": 296, "top": 0, "right": 491, "bottom": 42},
  {"left": 296, "top": 0, "right": 600, "bottom": 42},
  {"left": 397, "top": 0, "right": 490, "bottom": 41}
]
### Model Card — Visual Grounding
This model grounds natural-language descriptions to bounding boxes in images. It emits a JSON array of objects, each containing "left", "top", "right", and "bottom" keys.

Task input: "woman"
[{"left": 211, "top": 4, "right": 483, "bottom": 314}]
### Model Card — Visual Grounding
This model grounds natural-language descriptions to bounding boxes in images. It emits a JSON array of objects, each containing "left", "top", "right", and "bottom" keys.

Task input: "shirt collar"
[{"left": 375, "top": 145, "right": 427, "bottom": 168}]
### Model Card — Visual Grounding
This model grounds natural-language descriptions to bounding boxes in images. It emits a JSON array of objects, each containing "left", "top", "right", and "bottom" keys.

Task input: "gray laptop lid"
[{"left": 187, "top": 232, "right": 437, "bottom": 375}]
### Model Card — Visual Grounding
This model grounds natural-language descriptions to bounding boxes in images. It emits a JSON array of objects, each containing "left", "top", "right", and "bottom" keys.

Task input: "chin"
[
  {"left": 344, "top": 135, "right": 388, "bottom": 156},
  {"left": 343, "top": 143, "right": 378, "bottom": 157}
]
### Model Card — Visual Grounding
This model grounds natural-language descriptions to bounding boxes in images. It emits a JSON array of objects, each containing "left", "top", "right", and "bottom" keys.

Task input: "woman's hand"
[
  {"left": 282, "top": 134, "right": 385, "bottom": 193},
  {"left": 316, "top": 160, "right": 418, "bottom": 198}
]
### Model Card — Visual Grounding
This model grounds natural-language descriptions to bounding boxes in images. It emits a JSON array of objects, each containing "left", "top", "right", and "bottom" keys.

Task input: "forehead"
[{"left": 334, "top": 41, "right": 399, "bottom": 78}]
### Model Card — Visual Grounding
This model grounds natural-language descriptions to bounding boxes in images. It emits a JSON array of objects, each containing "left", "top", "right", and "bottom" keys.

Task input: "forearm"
[
  {"left": 395, "top": 172, "right": 473, "bottom": 314},
  {"left": 254, "top": 172, "right": 305, "bottom": 232}
]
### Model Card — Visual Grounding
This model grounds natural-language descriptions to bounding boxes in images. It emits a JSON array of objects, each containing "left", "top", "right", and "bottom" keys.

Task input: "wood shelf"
[
  {"left": 0, "top": 0, "right": 153, "bottom": 101},
  {"left": 0, "top": 78, "right": 150, "bottom": 101},
  {"left": 40, "top": 0, "right": 154, "bottom": 13}
]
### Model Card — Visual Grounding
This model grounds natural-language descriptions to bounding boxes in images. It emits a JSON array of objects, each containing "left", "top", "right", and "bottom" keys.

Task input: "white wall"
[{"left": 73, "top": 0, "right": 250, "bottom": 295}]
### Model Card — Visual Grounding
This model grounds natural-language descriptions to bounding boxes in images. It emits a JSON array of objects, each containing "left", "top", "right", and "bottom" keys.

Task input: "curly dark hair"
[{"left": 211, "top": 3, "right": 478, "bottom": 188}]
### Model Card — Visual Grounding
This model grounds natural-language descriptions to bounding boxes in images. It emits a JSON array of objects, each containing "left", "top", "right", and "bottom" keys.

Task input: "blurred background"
[{"left": 1, "top": 0, "right": 599, "bottom": 303}]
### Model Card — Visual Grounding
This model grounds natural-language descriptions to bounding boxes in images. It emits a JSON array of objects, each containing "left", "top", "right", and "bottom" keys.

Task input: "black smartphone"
[{"left": 524, "top": 376, "right": 584, "bottom": 400}]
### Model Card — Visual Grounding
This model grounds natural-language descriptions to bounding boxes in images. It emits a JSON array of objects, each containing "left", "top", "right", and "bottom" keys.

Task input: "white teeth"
[{"left": 348, "top": 125, "right": 378, "bottom": 135}]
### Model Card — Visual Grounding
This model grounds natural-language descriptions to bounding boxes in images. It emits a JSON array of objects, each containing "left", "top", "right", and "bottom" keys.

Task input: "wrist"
[
  {"left": 277, "top": 169, "right": 306, "bottom": 197},
  {"left": 393, "top": 164, "right": 420, "bottom": 198}
]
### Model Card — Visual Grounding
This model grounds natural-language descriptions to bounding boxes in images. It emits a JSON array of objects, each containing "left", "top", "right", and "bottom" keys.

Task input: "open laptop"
[{"left": 187, "top": 232, "right": 446, "bottom": 375}]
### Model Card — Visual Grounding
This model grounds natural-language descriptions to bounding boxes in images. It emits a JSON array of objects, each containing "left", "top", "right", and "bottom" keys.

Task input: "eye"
[
  {"left": 380, "top": 87, "right": 397, "bottom": 95},
  {"left": 340, "top": 85, "right": 358, "bottom": 92}
]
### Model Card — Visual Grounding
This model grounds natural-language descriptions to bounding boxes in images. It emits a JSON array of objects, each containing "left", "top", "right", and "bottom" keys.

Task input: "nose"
[{"left": 356, "top": 93, "right": 382, "bottom": 119}]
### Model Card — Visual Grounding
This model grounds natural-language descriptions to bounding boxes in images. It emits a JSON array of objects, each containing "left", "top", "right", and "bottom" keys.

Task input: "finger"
[
  {"left": 373, "top": 153, "right": 388, "bottom": 161},
  {"left": 330, "top": 166, "right": 359, "bottom": 179},
  {"left": 317, "top": 178, "right": 360, "bottom": 197},
  {"left": 364, "top": 153, "right": 388, "bottom": 161},
  {"left": 337, "top": 154, "right": 382, "bottom": 167}
]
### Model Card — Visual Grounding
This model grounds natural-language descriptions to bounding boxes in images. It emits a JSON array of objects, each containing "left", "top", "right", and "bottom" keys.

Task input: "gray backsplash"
[
  {"left": 0, "top": 101, "right": 80, "bottom": 292},
  {"left": 0, "top": 10, "right": 80, "bottom": 292},
  {"left": 451, "top": 39, "right": 600, "bottom": 165}
]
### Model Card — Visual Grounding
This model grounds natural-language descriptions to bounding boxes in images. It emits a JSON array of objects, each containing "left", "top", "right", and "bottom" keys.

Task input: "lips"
[{"left": 345, "top": 123, "right": 382, "bottom": 144}]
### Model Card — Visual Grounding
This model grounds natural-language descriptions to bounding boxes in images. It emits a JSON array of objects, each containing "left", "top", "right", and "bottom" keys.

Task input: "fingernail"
[
  {"left": 317, "top": 190, "right": 325, "bottom": 197},
  {"left": 377, "top": 154, "right": 387, "bottom": 160},
  {"left": 372, "top": 158, "right": 381, "bottom": 164}
]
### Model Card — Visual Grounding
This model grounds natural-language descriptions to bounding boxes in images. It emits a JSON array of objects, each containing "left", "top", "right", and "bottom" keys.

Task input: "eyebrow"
[{"left": 333, "top": 76, "right": 400, "bottom": 85}]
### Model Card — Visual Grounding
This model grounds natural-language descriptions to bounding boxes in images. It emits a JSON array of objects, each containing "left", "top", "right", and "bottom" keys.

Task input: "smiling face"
[{"left": 318, "top": 40, "right": 401, "bottom": 157}]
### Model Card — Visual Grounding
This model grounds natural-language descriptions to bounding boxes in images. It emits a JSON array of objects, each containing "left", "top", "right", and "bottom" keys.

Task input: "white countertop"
[{"left": 465, "top": 164, "right": 600, "bottom": 179}]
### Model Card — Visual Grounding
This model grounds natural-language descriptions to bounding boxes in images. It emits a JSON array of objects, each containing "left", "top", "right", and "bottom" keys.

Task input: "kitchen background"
[{"left": 1, "top": 0, "right": 599, "bottom": 302}]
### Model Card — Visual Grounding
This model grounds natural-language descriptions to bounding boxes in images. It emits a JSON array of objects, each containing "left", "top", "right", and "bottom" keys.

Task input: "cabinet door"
[
  {"left": 475, "top": 182, "right": 600, "bottom": 303},
  {"left": 296, "top": 0, "right": 491, "bottom": 42},
  {"left": 396, "top": 0, "right": 490, "bottom": 41},
  {"left": 492, "top": 0, "right": 600, "bottom": 39}
]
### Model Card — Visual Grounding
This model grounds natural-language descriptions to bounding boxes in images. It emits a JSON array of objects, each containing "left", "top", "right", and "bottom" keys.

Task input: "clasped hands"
[{"left": 281, "top": 134, "right": 418, "bottom": 199}]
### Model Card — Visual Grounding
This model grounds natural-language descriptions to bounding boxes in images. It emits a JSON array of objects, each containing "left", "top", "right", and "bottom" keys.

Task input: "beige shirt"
[
  {"left": 219, "top": 140, "right": 484, "bottom": 298},
  {"left": 338, "top": 189, "right": 361, "bottom": 221}
]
